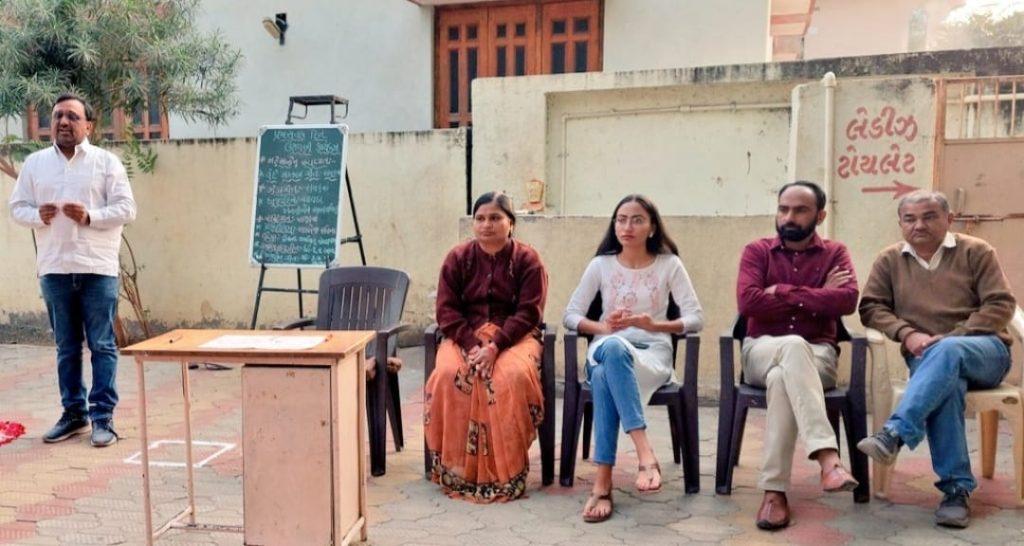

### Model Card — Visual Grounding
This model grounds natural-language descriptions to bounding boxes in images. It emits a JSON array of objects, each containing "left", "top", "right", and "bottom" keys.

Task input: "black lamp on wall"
[{"left": 262, "top": 13, "right": 288, "bottom": 45}]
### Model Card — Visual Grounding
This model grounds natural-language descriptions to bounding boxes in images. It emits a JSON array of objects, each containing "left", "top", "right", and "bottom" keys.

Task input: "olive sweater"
[{"left": 859, "top": 233, "right": 1016, "bottom": 348}]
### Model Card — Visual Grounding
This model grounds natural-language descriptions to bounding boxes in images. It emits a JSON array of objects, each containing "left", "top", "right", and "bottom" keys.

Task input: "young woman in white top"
[{"left": 563, "top": 194, "right": 704, "bottom": 523}]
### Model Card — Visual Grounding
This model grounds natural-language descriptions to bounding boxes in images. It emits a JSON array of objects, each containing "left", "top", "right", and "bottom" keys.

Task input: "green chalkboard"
[{"left": 249, "top": 124, "right": 348, "bottom": 267}]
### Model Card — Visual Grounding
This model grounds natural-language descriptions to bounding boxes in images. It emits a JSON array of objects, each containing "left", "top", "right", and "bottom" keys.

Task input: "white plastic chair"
[{"left": 866, "top": 306, "right": 1024, "bottom": 503}]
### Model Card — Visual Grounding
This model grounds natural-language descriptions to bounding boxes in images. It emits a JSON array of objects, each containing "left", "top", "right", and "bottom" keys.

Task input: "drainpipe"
[{"left": 822, "top": 72, "right": 837, "bottom": 239}]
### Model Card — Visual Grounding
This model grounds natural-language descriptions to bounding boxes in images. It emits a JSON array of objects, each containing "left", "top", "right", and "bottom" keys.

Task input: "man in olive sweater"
[{"left": 858, "top": 190, "right": 1016, "bottom": 529}]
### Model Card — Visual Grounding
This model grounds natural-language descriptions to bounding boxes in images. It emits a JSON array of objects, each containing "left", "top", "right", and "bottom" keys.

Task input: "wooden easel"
[{"left": 249, "top": 95, "right": 366, "bottom": 329}]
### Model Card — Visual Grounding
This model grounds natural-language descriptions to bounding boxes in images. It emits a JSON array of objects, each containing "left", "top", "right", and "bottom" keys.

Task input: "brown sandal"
[
  {"left": 637, "top": 462, "right": 662, "bottom": 494},
  {"left": 582, "top": 491, "right": 614, "bottom": 523}
]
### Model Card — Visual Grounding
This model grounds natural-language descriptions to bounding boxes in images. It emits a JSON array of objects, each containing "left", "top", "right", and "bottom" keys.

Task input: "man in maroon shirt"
[{"left": 737, "top": 181, "right": 860, "bottom": 530}]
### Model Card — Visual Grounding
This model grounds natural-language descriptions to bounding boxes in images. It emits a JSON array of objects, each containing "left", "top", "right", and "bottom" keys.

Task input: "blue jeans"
[
  {"left": 40, "top": 274, "right": 120, "bottom": 422},
  {"left": 885, "top": 335, "right": 1010, "bottom": 495},
  {"left": 587, "top": 337, "right": 646, "bottom": 466}
]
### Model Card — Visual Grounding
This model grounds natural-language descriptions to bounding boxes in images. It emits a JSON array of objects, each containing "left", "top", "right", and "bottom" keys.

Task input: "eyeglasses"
[{"left": 614, "top": 216, "right": 649, "bottom": 227}]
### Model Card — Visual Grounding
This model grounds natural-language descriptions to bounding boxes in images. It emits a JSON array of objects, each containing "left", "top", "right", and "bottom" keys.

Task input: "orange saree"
[{"left": 424, "top": 322, "right": 544, "bottom": 503}]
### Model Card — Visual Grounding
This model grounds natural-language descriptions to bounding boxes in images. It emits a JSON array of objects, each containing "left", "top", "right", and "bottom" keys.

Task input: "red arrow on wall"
[{"left": 861, "top": 180, "right": 919, "bottom": 199}]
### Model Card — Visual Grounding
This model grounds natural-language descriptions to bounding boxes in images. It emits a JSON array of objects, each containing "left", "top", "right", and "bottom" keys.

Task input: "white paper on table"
[{"left": 199, "top": 334, "right": 327, "bottom": 350}]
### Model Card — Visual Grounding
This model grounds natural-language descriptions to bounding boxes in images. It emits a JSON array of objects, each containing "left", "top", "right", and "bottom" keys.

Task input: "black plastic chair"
[
  {"left": 715, "top": 314, "right": 870, "bottom": 503},
  {"left": 276, "top": 266, "right": 410, "bottom": 477},
  {"left": 422, "top": 323, "right": 556, "bottom": 486},
  {"left": 559, "top": 293, "right": 701, "bottom": 493}
]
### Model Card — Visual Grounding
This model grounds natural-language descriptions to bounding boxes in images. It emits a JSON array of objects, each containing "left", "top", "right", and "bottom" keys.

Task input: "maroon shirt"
[
  {"left": 737, "top": 234, "right": 859, "bottom": 347},
  {"left": 436, "top": 239, "right": 548, "bottom": 352}
]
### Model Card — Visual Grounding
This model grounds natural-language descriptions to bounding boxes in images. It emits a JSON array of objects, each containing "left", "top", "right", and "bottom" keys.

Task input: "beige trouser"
[{"left": 741, "top": 335, "right": 839, "bottom": 492}]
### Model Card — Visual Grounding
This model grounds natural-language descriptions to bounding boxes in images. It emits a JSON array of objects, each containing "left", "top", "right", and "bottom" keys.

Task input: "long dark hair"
[{"left": 595, "top": 194, "right": 678, "bottom": 256}]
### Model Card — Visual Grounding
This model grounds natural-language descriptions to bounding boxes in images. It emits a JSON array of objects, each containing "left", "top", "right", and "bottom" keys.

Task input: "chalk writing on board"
[{"left": 249, "top": 125, "right": 347, "bottom": 267}]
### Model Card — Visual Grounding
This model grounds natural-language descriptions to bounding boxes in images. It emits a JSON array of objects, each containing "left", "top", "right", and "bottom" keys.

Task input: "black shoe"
[
  {"left": 935, "top": 489, "right": 970, "bottom": 528},
  {"left": 42, "top": 412, "right": 90, "bottom": 443},
  {"left": 90, "top": 419, "right": 119, "bottom": 447},
  {"left": 857, "top": 428, "right": 903, "bottom": 465}
]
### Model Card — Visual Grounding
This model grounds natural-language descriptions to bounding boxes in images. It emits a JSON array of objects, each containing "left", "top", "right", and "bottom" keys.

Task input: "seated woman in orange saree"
[{"left": 425, "top": 191, "right": 548, "bottom": 503}]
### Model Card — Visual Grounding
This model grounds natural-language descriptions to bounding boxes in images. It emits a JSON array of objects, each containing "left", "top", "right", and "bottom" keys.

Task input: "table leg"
[
  {"left": 136, "top": 357, "right": 154, "bottom": 546},
  {"left": 181, "top": 360, "right": 197, "bottom": 525},
  {"left": 358, "top": 353, "right": 368, "bottom": 542}
]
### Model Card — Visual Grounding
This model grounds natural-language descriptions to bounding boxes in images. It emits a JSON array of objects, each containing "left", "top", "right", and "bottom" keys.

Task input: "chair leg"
[
  {"left": 842, "top": 406, "right": 871, "bottom": 503},
  {"left": 715, "top": 396, "right": 736, "bottom": 495},
  {"left": 559, "top": 393, "right": 586, "bottom": 487},
  {"left": 667, "top": 404, "right": 681, "bottom": 465},
  {"left": 1008, "top": 408, "right": 1023, "bottom": 505},
  {"left": 980, "top": 409, "right": 999, "bottom": 479},
  {"left": 540, "top": 384, "right": 556, "bottom": 487},
  {"left": 724, "top": 402, "right": 749, "bottom": 493},
  {"left": 367, "top": 372, "right": 388, "bottom": 476},
  {"left": 679, "top": 397, "right": 700, "bottom": 494},
  {"left": 386, "top": 371, "right": 404, "bottom": 451},
  {"left": 581, "top": 402, "right": 593, "bottom": 460},
  {"left": 731, "top": 409, "right": 747, "bottom": 468}
]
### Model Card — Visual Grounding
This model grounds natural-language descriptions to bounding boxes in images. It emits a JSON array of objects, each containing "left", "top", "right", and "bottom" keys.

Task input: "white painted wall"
[
  {"left": 473, "top": 69, "right": 805, "bottom": 215},
  {"left": 170, "top": 0, "right": 435, "bottom": 138},
  {"left": 804, "top": 0, "right": 957, "bottom": 60},
  {"left": 603, "top": 0, "right": 770, "bottom": 71},
  {"left": 546, "top": 83, "right": 793, "bottom": 216}
]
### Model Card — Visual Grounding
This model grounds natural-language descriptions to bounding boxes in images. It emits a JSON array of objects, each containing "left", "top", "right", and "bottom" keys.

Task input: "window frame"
[
  {"left": 27, "top": 103, "right": 170, "bottom": 142},
  {"left": 434, "top": 0, "right": 603, "bottom": 128}
]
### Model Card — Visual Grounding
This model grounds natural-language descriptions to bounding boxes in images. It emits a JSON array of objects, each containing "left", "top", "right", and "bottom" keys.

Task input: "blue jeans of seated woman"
[
  {"left": 884, "top": 335, "right": 1010, "bottom": 495},
  {"left": 40, "top": 274, "right": 120, "bottom": 422},
  {"left": 587, "top": 337, "right": 646, "bottom": 466}
]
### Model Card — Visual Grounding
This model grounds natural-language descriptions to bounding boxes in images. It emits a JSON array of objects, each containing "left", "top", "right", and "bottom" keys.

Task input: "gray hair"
[{"left": 897, "top": 190, "right": 950, "bottom": 216}]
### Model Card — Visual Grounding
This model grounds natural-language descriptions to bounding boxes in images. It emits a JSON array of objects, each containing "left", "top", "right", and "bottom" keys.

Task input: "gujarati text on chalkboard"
[{"left": 249, "top": 124, "right": 348, "bottom": 267}]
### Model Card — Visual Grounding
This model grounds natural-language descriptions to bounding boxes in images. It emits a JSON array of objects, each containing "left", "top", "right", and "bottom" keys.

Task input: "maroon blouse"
[{"left": 436, "top": 239, "right": 548, "bottom": 352}]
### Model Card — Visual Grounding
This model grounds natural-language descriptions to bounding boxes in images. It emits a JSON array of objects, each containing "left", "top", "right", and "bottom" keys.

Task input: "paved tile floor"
[{"left": 1, "top": 344, "right": 1021, "bottom": 545}]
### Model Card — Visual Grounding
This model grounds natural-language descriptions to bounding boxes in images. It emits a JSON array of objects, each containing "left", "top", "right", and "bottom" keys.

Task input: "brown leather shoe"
[
  {"left": 756, "top": 491, "right": 791, "bottom": 530},
  {"left": 821, "top": 463, "right": 859, "bottom": 493}
]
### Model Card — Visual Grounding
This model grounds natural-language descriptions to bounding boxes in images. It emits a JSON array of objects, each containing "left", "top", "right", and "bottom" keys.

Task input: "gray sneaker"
[
  {"left": 857, "top": 428, "right": 903, "bottom": 465},
  {"left": 90, "top": 419, "right": 118, "bottom": 447},
  {"left": 935, "top": 490, "right": 970, "bottom": 528},
  {"left": 42, "top": 412, "right": 89, "bottom": 443}
]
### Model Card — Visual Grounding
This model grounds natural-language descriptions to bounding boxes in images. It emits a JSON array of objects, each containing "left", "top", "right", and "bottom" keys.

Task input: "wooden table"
[{"left": 122, "top": 328, "right": 375, "bottom": 545}]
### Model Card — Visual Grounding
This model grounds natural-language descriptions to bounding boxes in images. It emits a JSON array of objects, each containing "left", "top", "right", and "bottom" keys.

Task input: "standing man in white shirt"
[{"left": 9, "top": 93, "right": 136, "bottom": 447}]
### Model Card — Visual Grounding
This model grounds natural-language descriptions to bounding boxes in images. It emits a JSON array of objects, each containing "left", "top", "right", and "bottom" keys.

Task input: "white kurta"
[{"left": 563, "top": 254, "right": 704, "bottom": 404}]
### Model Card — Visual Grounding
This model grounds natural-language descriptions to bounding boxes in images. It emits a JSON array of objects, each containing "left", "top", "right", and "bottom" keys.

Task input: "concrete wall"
[
  {"left": 171, "top": 0, "right": 435, "bottom": 138},
  {"left": 473, "top": 70, "right": 818, "bottom": 215},
  {"left": 0, "top": 129, "right": 467, "bottom": 341},
  {"left": 545, "top": 82, "right": 794, "bottom": 216},
  {"left": 603, "top": 0, "right": 770, "bottom": 71}
]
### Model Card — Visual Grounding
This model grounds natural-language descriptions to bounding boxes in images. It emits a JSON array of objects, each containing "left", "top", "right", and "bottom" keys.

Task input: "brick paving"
[{"left": 1, "top": 343, "right": 1022, "bottom": 545}]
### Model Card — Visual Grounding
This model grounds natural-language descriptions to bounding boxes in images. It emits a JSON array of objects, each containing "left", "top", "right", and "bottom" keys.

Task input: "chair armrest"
[
  {"left": 865, "top": 328, "right": 887, "bottom": 346},
  {"left": 847, "top": 329, "right": 869, "bottom": 409},
  {"left": 377, "top": 323, "right": 410, "bottom": 338},
  {"left": 680, "top": 333, "right": 701, "bottom": 398},
  {"left": 718, "top": 333, "right": 737, "bottom": 401},
  {"left": 563, "top": 329, "right": 580, "bottom": 389},
  {"left": 864, "top": 327, "right": 895, "bottom": 431},
  {"left": 272, "top": 317, "right": 315, "bottom": 330},
  {"left": 424, "top": 323, "right": 441, "bottom": 380}
]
